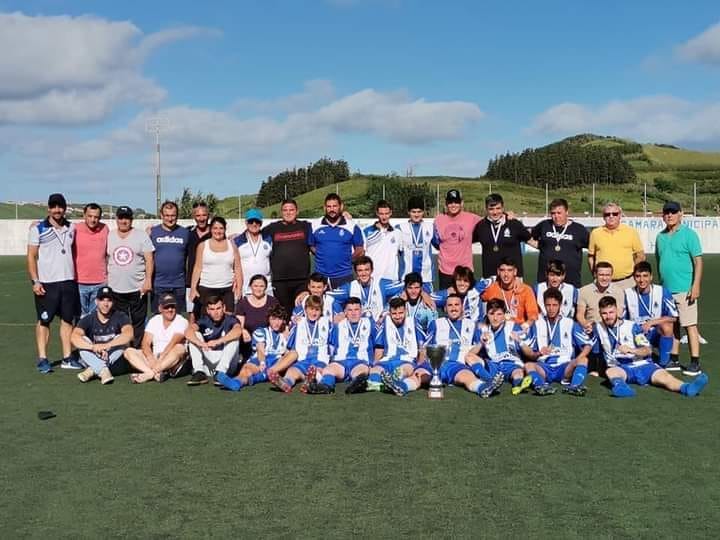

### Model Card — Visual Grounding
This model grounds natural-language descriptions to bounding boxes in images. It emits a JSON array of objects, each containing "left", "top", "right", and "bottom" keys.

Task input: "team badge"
[{"left": 113, "top": 246, "right": 134, "bottom": 266}]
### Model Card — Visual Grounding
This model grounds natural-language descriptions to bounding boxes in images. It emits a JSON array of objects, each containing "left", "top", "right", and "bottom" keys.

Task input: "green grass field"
[{"left": 1, "top": 255, "right": 718, "bottom": 538}]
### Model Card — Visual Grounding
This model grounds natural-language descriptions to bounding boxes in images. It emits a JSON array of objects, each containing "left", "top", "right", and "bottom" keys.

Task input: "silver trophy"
[{"left": 426, "top": 345, "right": 447, "bottom": 399}]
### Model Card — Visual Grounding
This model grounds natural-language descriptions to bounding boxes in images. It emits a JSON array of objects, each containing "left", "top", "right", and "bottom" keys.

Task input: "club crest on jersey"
[{"left": 339, "top": 229, "right": 345, "bottom": 237}]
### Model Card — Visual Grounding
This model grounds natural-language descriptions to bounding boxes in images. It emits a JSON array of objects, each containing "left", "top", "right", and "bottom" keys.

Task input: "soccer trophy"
[{"left": 426, "top": 345, "right": 447, "bottom": 399}]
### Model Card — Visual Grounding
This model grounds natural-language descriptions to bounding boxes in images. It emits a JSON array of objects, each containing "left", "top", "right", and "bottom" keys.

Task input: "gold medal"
[
  {"left": 554, "top": 245, "right": 561, "bottom": 252},
  {"left": 493, "top": 245, "right": 499, "bottom": 252}
]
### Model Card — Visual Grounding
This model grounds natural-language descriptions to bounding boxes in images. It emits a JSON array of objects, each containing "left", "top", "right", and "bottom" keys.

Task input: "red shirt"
[{"left": 73, "top": 222, "right": 108, "bottom": 284}]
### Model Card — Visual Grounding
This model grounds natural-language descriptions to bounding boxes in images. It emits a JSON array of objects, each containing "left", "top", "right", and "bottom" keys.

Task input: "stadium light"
[{"left": 145, "top": 116, "right": 170, "bottom": 216}]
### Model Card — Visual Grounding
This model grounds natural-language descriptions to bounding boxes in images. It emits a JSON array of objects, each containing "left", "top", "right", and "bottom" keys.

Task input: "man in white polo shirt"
[
  {"left": 27, "top": 193, "right": 81, "bottom": 373},
  {"left": 363, "top": 200, "right": 401, "bottom": 281}
]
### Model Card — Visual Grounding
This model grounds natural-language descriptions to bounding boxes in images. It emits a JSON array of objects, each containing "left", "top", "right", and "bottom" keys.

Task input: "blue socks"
[
  {"left": 511, "top": 377, "right": 522, "bottom": 388},
  {"left": 471, "top": 363, "right": 492, "bottom": 381},
  {"left": 610, "top": 377, "right": 636, "bottom": 398},
  {"left": 529, "top": 372, "right": 544, "bottom": 387},
  {"left": 368, "top": 373, "right": 382, "bottom": 384},
  {"left": 681, "top": 373, "right": 709, "bottom": 397},
  {"left": 250, "top": 372, "right": 267, "bottom": 385},
  {"left": 658, "top": 336, "right": 673, "bottom": 367},
  {"left": 216, "top": 372, "right": 242, "bottom": 392},
  {"left": 571, "top": 365, "right": 588, "bottom": 387},
  {"left": 321, "top": 374, "right": 336, "bottom": 388}
]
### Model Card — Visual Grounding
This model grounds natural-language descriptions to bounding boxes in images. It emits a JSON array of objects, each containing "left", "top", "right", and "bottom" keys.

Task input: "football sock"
[
  {"left": 529, "top": 371, "right": 544, "bottom": 387},
  {"left": 250, "top": 372, "right": 267, "bottom": 385},
  {"left": 658, "top": 336, "right": 673, "bottom": 366},
  {"left": 610, "top": 377, "right": 635, "bottom": 397},
  {"left": 471, "top": 363, "right": 492, "bottom": 381},
  {"left": 571, "top": 365, "right": 588, "bottom": 386},
  {"left": 469, "top": 380, "right": 481, "bottom": 393},
  {"left": 511, "top": 377, "right": 522, "bottom": 387},
  {"left": 403, "top": 378, "right": 419, "bottom": 392},
  {"left": 368, "top": 373, "right": 382, "bottom": 385},
  {"left": 321, "top": 374, "right": 336, "bottom": 388}
]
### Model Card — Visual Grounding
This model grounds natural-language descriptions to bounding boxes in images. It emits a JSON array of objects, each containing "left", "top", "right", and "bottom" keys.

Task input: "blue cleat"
[
  {"left": 477, "top": 380, "right": 495, "bottom": 399},
  {"left": 216, "top": 371, "right": 242, "bottom": 392},
  {"left": 562, "top": 384, "right": 587, "bottom": 397},
  {"left": 611, "top": 381, "right": 636, "bottom": 398},
  {"left": 381, "top": 370, "right": 407, "bottom": 396},
  {"left": 533, "top": 383, "right": 557, "bottom": 396},
  {"left": 36, "top": 358, "right": 53, "bottom": 374},
  {"left": 683, "top": 373, "right": 709, "bottom": 397},
  {"left": 60, "top": 357, "right": 84, "bottom": 370}
]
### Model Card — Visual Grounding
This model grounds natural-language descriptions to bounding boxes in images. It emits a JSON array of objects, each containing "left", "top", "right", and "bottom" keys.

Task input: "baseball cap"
[
  {"left": 116, "top": 206, "right": 134, "bottom": 219},
  {"left": 445, "top": 189, "right": 462, "bottom": 203},
  {"left": 96, "top": 286, "right": 114, "bottom": 300},
  {"left": 407, "top": 196, "right": 425, "bottom": 212},
  {"left": 47, "top": 193, "right": 67, "bottom": 209},
  {"left": 245, "top": 208, "right": 263, "bottom": 222},
  {"left": 662, "top": 201, "right": 682, "bottom": 214},
  {"left": 159, "top": 292, "right": 177, "bottom": 308}
]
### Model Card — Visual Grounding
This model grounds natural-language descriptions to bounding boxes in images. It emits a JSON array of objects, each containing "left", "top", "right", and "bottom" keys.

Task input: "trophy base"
[{"left": 427, "top": 386, "right": 444, "bottom": 399}]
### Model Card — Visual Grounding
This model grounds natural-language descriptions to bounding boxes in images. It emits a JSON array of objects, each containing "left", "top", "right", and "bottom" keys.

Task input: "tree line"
[
  {"left": 486, "top": 142, "right": 637, "bottom": 188},
  {"left": 255, "top": 158, "right": 350, "bottom": 207}
]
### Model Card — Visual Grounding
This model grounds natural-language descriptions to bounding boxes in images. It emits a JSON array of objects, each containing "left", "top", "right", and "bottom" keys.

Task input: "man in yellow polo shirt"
[{"left": 587, "top": 202, "right": 644, "bottom": 290}]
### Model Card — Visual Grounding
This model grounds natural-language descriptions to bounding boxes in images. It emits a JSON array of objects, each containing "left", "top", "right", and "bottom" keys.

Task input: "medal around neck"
[{"left": 426, "top": 345, "right": 447, "bottom": 399}]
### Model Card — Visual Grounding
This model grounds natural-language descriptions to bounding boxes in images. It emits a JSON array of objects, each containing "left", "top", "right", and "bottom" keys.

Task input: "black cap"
[
  {"left": 96, "top": 286, "right": 114, "bottom": 300},
  {"left": 407, "top": 196, "right": 425, "bottom": 212},
  {"left": 48, "top": 193, "right": 67, "bottom": 209},
  {"left": 445, "top": 189, "right": 462, "bottom": 203},
  {"left": 159, "top": 292, "right": 177, "bottom": 308},
  {"left": 116, "top": 206, "right": 134, "bottom": 219},
  {"left": 662, "top": 201, "right": 681, "bottom": 214}
]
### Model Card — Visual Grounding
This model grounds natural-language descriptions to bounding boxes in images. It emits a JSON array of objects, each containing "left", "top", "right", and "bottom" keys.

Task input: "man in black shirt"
[
  {"left": 472, "top": 193, "right": 531, "bottom": 279},
  {"left": 262, "top": 199, "right": 313, "bottom": 314},
  {"left": 72, "top": 286, "right": 134, "bottom": 385},
  {"left": 529, "top": 198, "right": 589, "bottom": 288}
]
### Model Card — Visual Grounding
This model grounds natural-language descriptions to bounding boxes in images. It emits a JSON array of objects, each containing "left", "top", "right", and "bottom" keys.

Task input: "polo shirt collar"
[{"left": 321, "top": 216, "right": 347, "bottom": 226}]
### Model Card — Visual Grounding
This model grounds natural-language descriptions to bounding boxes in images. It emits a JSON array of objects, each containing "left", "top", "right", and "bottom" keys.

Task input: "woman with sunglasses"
[{"left": 234, "top": 209, "right": 273, "bottom": 296}]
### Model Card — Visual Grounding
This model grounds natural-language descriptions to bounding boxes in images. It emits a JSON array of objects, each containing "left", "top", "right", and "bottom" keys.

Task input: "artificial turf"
[{"left": 1, "top": 255, "right": 718, "bottom": 538}]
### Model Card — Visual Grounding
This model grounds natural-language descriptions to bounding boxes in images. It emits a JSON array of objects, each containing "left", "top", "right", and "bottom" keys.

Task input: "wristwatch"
[{"left": 31, "top": 279, "right": 41, "bottom": 286}]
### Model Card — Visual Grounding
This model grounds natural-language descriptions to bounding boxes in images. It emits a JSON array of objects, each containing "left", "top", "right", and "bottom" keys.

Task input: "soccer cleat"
[
  {"left": 36, "top": 358, "right": 53, "bottom": 374},
  {"left": 562, "top": 384, "right": 587, "bottom": 397},
  {"left": 300, "top": 365, "right": 317, "bottom": 393},
  {"left": 560, "top": 378, "right": 571, "bottom": 386},
  {"left": 99, "top": 367, "right": 114, "bottom": 385},
  {"left": 533, "top": 383, "right": 557, "bottom": 396},
  {"left": 684, "top": 373, "right": 709, "bottom": 397},
  {"left": 268, "top": 371, "right": 292, "bottom": 393},
  {"left": 345, "top": 373, "right": 369, "bottom": 394},
  {"left": 61, "top": 357, "right": 84, "bottom": 370},
  {"left": 665, "top": 360, "right": 682, "bottom": 372},
  {"left": 611, "top": 382, "right": 636, "bottom": 398},
  {"left": 212, "top": 373, "right": 225, "bottom": 387},
  {"left": 477, "top": 381, "right": 495, "bottom": 399},
  {"left": 489, "top": 371, "right": 505, "bottom": 394},
  {"left": 381, "top": 370, "right": 407, "bottom": 397},
  {"left": 511, "top": 375, "right": 532, "bottom": 396},
  {"left": 683, "top": 361, "right": 702, "bottom": 377},
  {"left": 77, "top": 367, "right": 95, "bottom": 383},
  {"left": 306, "top": 381, "right": 334, "bottom": 395},
  {"left": 366, "top": 380, "right": 383, "bottom": 392},
  {"left": 187, "top": 371, "right": 209, "bottom": 386},
  {"left": 216, "top": 371, "right": 242, "bottom": 392}
]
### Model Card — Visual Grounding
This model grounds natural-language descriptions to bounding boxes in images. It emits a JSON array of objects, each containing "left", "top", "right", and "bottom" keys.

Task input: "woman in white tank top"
[{"left": 190, "top": 217, "right": 242, "bottom": 316}]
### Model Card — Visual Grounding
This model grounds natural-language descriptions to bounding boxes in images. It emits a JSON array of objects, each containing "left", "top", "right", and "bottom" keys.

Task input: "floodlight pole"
[{"left": 145, "top": 116, "right": 169, "bottom": 216}]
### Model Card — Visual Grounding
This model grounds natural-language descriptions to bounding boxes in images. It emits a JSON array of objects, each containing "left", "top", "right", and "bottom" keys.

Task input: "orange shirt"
[{"left": 481, "top": 281, "right": 539, "bottom": 324}]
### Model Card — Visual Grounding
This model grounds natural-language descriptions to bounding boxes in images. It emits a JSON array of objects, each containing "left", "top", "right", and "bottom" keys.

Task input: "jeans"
[
  {"left": 78, "top": 283, "right": 105, "bottom": 318},
  {"left": 79, "top": 348, "right": 126, "bottom": 375}
]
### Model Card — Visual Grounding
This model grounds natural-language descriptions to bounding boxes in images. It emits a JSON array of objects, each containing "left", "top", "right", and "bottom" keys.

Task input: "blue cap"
[{"left": 245, "top": 208, "right": 263, "bottom": 222}]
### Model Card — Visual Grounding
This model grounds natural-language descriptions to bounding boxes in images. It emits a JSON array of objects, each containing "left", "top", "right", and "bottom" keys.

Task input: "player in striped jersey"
[
  {"left": 216, "top": 304, "right": 289, "bottom": 391},
  {"left": 623, "top": 261, "right": 677, "bottom": 369},
  {"left": 419, "top": 295, "right": 503, "bottom": 398},
  {"left": 396, "top": 196, "right": 435, "bottom": 292},
  {"left": 306, "top": 297, "right": 376, "bottom": 394},
  {"left": 533, "top": 260, "right": 578, "bottom": 318},
  {"left": 521, "top": 288, "right": 593, "bottom": 396},
  {"left": 368, "top": 297, "right": 427, "bottom": 393},
  {"left": 431, "top": 266, "right": 492, "bottom": 323},
  {"left": 594, "top": 295, "right": 708, "bottom": 398},
  {"left": 466, "top": 298, "right": 531, "bottom": 396},
  {"left": 293, "top": 272, "right": 339, "bottom": 323},
  {"left": 268, "top": 295, "right": 333, "bottom": 393},
  {"left": 397, "top": 272, "right": 436, "bottom": 333},
  {"left": 327, "top": 255, "right": 404, "bottom": 322}
]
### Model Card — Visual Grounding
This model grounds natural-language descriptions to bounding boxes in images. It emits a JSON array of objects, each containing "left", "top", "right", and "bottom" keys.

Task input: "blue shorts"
[
  {"left": 537, "top": 361, "right": 569, "bottom": 383},
  {"left": 440, "top": 361, "right": 472, "bottom": 385},
  {"left": 247, "top": 354, "right": 281, "bottom": 369},
  {"left": 619, "top": 362, "right": 659, "bottom": 385},
  {"left": 377, "top": 358, "right": 415, "bottom": 374},
  {"left": 293, "top": 360, "right": 328, "bottom": 376},
  {"left": 492, "top": 360, "right": 524, "bottom": 381},
  {"left": 331, "top": 359, "right": 370, "bottom": 380},
  {"left": 414, "top": 362, "right": 432, "bottom": 376}
]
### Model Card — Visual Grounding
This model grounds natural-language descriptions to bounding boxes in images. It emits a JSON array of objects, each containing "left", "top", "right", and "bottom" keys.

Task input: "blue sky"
[{"left": 1, "top": 0, "right": 720, "bottom": 209}]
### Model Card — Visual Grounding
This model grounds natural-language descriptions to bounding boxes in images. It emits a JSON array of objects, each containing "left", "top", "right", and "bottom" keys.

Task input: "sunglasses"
[
  {"left": 663, "top": 210, "right": 679, "bottom": 215},
  {"left": 161, "top": 305, "right": 177, "bottom": 310},
  {"left": 603, "top": 212, "right": 620, "bottom": 217},
  {"left": 246, "top": 219, "right": 262, "bottom": 225}
]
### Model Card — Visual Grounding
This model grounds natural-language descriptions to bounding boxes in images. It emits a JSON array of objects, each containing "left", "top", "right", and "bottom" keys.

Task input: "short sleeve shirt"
[
  {"left": 310, "top": 217, "right": 364, "bottom": 278},
  {"left": 28, "top": 218, "right": 76, "bottom": 283},
  {"left": 262, "top": 220, "right": 312, "bottom": 281},
  {"left": 655, "top": 225, "right": 702, "bottom": 293},
  {"left": 588, "top": 224, "right": 643, "bottom": 279},
  {"left": 145, "top": 313, "right": 189, "bottom": 355},
  {"left": 196, "top": 314, "right": 239, "bottom": 348},
  {"left": 150, "top": 225, "right": 190, "bottom": 289},
  {"left": 434, "top": 211, "right": 482, "bottom": 275},
  {"left": 77, "top": 309, "right": 131, "bottom": 346},
  {"left": 235, "top": 295, "right": 279, "bottom": 335},
  {"left": 531, "top": 219, "right": 589, "bottom": 287},
  {"left": 107, "top": 228, "right": 155, "bottom": 293},
  {"left": 472, "top": 218, "right": 531, "bottom": 278}
]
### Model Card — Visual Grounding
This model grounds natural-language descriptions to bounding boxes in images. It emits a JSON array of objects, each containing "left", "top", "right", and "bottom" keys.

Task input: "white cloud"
[
  {"left": 528, "top": 95, "right": 720, "bottom": 144},
  {"left": 676, "top": 21, "right": 720, "bottom": 65},
  {"left": 232, "top": 79, "right": 336, "bottom": 115},
  {"left": 0, "top": 12, "right": 218, "bottom": 125}
]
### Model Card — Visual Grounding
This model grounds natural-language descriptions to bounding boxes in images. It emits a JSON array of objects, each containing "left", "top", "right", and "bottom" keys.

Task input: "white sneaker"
[
  {"left": 77, "top": 368, "right": 95, "bottom": 383},
  {"left": 99, "top": 367, "right": 114, "bottom": 385}
]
